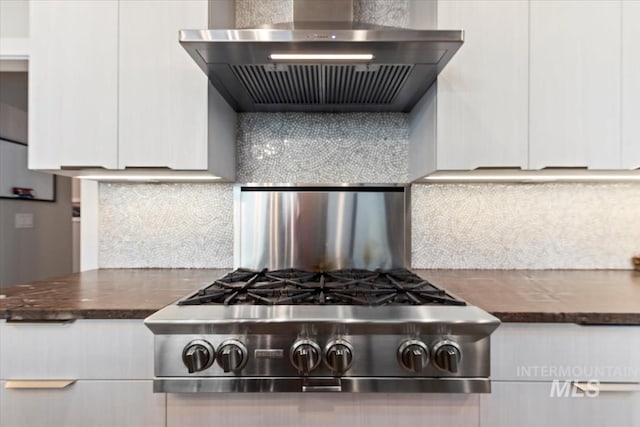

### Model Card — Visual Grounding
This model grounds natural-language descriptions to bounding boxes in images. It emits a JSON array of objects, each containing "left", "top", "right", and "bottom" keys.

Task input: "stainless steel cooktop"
[{"left": 144, "top": 185, "right": 500, "bottom": 393}]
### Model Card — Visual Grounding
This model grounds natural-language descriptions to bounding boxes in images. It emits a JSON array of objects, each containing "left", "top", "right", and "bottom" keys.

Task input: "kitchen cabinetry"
[
  {"left": 481, "top": 324, "right": 640, "bottom": 426},
  {"left": 28, "top": 0, "right": 119, "bottom": 170},
  {"left": 0, "top": 319, "right": 164, "bottom": 427},
  {"left": 436, "top": 0, "right": 528, "bottom": 170},
  {"left": 622, "top": 0, "right": 640, "bottom": 170},
  {"left": 481, "top": 381, "right": 640, "bottom": 427},
  {"left": 167, "top": 394, "right": 480, "bottom": 427},
  {"left": 0, "top": 380, "right": 165, "bottom": 427},
  {"left": 529, "top": 0, "right": 621, "bottom": 170},
  {"left": 28, "top": 0, "right": 236, "bottom": 179},
  {"left": 422, "top": 0, "right": 632, "bottom": 174},
  {"left": 118, "top": 0, "right": 208, "bottom": 170},
  {"left": 490, "top": 323, "right": 640, "bottom": 383}
]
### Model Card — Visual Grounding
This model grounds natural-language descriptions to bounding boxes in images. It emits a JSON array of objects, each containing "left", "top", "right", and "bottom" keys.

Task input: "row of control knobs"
[
  {"left": 290, "top": 338, "right": 461, "bottom": 375},
  {"left": 290, "top": 339, "right": 354, "bottom": 375},
  {"left": 182, "top": 338, "right": 461, "bottom": 374},
  {"left": 182, "top": 339, "right": 248, "bottom": 373},
  {"left": 397, "top": 339, "right": 461, "bottom": 374}
]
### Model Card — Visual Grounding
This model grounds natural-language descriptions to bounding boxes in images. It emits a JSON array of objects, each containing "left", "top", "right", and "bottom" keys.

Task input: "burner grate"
[{"left": 179, "top": 269, "right": 466, "bottom": 307}]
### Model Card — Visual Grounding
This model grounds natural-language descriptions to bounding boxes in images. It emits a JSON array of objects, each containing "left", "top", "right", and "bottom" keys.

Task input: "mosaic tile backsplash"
[
  {"left": 99, "top": 183, "right": 233, "bottom": 268},
  {"left": 237, "top": 113, "right": 409, "bottom": 183},
  {"left": 235, "top": 0, "right": 409, "bottom": 28},
  {"left": 411, "top": 183, "right": 640, "bottom": 270},
  {"left": 235, "top": 0, "right": 292, "bottom": 28},
  {"left": 354, "top": 0, "right": 408, "bottom": 27},
  {"left": 99, "top": 182, "right": 640, "bottom": 269}
]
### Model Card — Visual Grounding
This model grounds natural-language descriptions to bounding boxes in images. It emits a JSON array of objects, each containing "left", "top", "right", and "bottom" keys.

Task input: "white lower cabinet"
[
  {"left": 167, "top": 393, "right": 480, "bottom": 427},
  {"left": 490, "top": 323, "right": 640, "bottom": 382},
  {"left": 0, "top": 319, "right": 154, "bottom": 379},
  {"left": 481, "top": 323, "right": 640, "bottom": 427},
  {"left": 0, "top": 380, "right": 165, "bottom": 427},
  {"left": 481, "top": 381, "right": 640, "bottom": 427},
  {"left": 0, "top": 320, "right": 165, "bottom": 427}
]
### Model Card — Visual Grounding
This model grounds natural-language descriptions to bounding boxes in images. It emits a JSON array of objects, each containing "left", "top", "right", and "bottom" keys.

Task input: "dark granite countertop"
[
  {"left": 0, "top": 269, "right": 639, "bottom": 324},
  {"left": 0, "top": 269, "right": 228, "bottom": 321},
  {"left": 415, "top": 269, "right": 640, "bottom": 325}
]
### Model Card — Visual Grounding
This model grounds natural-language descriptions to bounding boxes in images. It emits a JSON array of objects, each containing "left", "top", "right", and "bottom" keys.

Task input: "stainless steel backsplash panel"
[{"left": 236, "top": 185, "right": 409, "bottom": 270}]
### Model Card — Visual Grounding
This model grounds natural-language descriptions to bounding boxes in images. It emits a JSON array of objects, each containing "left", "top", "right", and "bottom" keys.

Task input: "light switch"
[{"left": 15, "top": 213, "right": 34, "bottom": 229}]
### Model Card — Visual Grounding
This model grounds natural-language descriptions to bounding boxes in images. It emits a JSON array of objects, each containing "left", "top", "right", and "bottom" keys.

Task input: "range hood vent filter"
[
  {"left": 230, "top": 64, "right": 413, "bottom": 106},
  {"left": 181, "top": 0, "right": 463, "bottom": 112}
]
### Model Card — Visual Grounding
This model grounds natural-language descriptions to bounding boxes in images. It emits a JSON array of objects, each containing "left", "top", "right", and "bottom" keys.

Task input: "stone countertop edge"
[{"left": 0, "top": 268, "right": 638, "bottom": 325}]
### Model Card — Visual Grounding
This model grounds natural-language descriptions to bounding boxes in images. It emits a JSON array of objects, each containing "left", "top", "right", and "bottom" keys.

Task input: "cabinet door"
[
  {"left": 622, "top": 0, "right": 640, "bottom": 169},
  {"left": 118, "top": 0, "right": 208, "bottom": 169},
  {"left": 437, "top": 0, "right": 528, "bottom": 170},
  {"left": 168, "top": 394, "right": 479, "bottom": 427},
  {"left": 481, "top": 381, "right": 640, "bottom": 427},
  {"left": 529, "top": 0, "right": 621, "bottom": 170},
  {"left": 29, "top": 0, "right": 118, "bottom": 170},
  {"left": 0, "top": 320, "right": 154, "bottom": 380},
  {"left": 491, "top": 324, "right": 640, "bottom": 383},
  {"left": 0, "top": 380, "right": 165, "bottom": 427}
]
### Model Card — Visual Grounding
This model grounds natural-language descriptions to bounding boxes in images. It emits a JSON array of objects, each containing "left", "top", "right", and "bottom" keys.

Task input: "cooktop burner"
[{"left": 179, "top": 268, "right": 466, "bottom": 306}]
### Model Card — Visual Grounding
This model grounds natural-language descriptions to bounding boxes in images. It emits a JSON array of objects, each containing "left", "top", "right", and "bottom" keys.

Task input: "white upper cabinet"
[
  {"left": 437, "top": 0, "right": 528, "bottom": 170},
  {"left": 28, "top": 0, "right": 236, "bottom": 178},
  {"left": 29, "top": 0, "right": 119, "bottom": 170},
  {"left": 118, "top": 0, "right": 208, "bottom": 170},
  {"left": 529, "top": 0, "right": 621, "bottom": 170},
  {"left": 622, "top": 0, "right": 640, "bottom": 170}
]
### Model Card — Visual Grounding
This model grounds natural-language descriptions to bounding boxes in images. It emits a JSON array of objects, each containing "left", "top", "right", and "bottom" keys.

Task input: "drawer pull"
[
  {"left": 61, "top": 165, "right": 105, "bottom": 170},
  {"left": 5, "top": 380, "right": 76, "bottom": 389},
  {"left": 573, "top": 382, "right": 640, "bottom": 393},
  {"left": 123, "top": 166, "right": 172, "bottom": 170},
  {"left": 302, "top": 379, "right": 342, "bottom": 392},
  {"left": 6, "top": 320, "right": 75, "bottom": 325}
]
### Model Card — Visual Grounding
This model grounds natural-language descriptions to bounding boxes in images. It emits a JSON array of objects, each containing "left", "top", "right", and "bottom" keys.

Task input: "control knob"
[
  {"left": 325, "top": 339, "right": 354, "bottom": 375},
  {"left": 290, "top": 339, "right": 321, "bottom": 375},
  {"left": 433, "top": 341, "right": 461, "bottom": 373},
  {"left": 217, "top": 339, "right": 248, "bottom": 373},
  {"left": 182, "top": 340, "right": 215, "bottom": 373},
  {"left": 397, "top": 340, "right": 429, "bottom": 373}
]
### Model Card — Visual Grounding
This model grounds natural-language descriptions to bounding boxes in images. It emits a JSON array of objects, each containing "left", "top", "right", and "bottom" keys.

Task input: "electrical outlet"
[{"left": 15, "top": 213, "right": 34, "bottom": 229}]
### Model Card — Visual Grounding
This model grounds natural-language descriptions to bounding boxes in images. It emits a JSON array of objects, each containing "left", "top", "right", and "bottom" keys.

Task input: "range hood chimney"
[{"left": 180, "top": 0, "right": 463, "bottom": 112}]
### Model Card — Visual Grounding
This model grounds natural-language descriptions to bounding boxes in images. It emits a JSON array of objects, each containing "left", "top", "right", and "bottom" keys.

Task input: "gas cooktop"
[
  {"left": 178, "top": 268, "right": 466, "bottom": 306},
  {"left": 145, "top": 185, "right": 500, "bottom": 394}
]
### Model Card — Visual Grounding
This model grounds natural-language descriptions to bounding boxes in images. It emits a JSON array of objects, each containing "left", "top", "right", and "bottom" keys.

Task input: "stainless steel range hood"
[{"left": 180, "top": 0, "right": 463, "bottom": 112}]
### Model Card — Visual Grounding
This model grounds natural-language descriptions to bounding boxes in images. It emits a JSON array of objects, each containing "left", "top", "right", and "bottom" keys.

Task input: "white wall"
[
  {"left": 0, "top": 177, "right": 73, "bottom": 286},
  {"left": 0, "top": 0, "right": 29, "bottom": 38},
  {"left": 0, "top": 72, "right": 27, "bottom": 143},
  {"left": 0, "top": 71, "right": 73, "bottom": 287}
]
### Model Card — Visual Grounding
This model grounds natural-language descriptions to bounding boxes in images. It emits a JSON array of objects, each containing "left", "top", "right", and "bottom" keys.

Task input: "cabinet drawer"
[
  {"left": 481, "top": 381, "right": 640, "bottom": 427},
  {"left": 0, "top": 380, "right": 164, "bottom": 427},
  {"left": 167, "top": 394, "right": 480, "bottom": 427},
  {"left": 491, "top": 324, "right": 640, "bottom": 382},
  {"left": 0, "top": 319, "right": 153, "bottom": 380}
]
